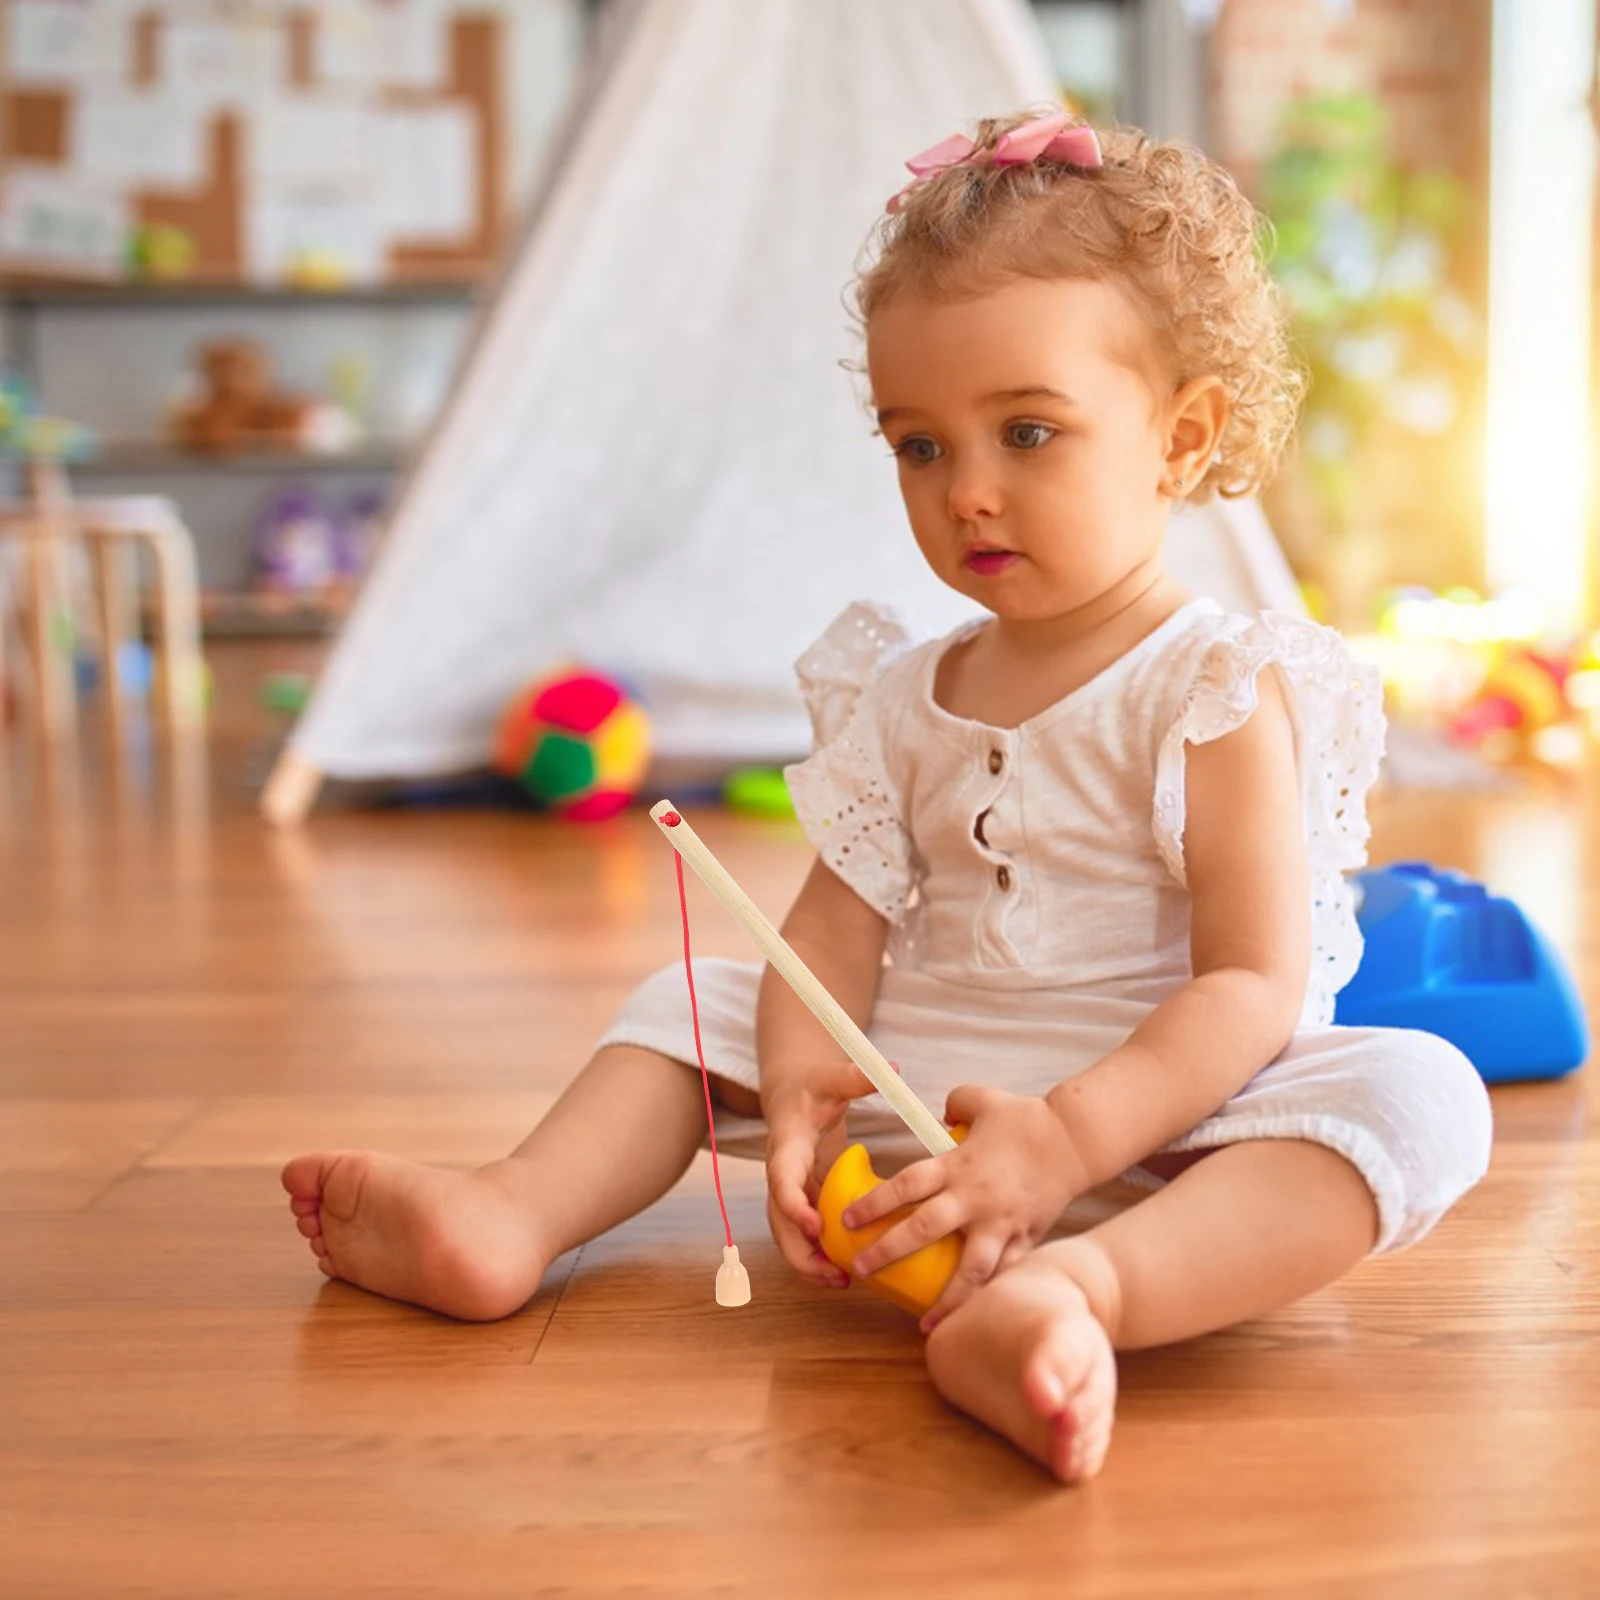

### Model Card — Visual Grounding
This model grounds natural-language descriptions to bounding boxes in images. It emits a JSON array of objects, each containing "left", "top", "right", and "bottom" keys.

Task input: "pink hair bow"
[{"left": 887, "top": 111, "right": 1103, "bottom": 214}]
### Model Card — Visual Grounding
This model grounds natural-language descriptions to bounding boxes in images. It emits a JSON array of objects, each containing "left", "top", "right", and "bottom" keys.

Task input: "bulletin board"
[{"left": 0, "top": 1, "right": 509, "bottom": 285}]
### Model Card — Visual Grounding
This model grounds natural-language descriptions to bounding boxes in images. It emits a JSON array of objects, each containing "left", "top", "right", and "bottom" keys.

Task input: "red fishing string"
[{"left": 662, "top": 813, "right": 734, "bottom": 1249}]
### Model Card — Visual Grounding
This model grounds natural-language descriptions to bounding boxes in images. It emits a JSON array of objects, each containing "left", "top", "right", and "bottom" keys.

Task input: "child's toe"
[{"left": 281, "top": 1153, "right": 332, "bottom": 1204}]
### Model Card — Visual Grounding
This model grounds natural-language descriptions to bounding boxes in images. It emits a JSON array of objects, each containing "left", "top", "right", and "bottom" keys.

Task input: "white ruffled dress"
[{"left": 597, "top": 599, "right": 1493, "bottom": 1253}]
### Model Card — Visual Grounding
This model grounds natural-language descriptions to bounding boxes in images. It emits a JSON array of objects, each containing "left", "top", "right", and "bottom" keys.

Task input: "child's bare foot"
[
  {"left": 281, "top": 1152, "right": 548, "bottom": 1321},
  {"left": 923, "top": 1250, "right": 1118, "bottom": 1484}
]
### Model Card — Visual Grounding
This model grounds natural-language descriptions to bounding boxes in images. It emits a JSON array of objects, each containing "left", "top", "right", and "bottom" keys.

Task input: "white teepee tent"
[{"left": 264, "top": 0, "right": 1302, "bottom": 825}]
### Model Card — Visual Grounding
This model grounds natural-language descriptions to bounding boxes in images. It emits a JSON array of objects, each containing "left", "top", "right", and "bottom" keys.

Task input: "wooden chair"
[{"left": 0, "top": 463, "right": 204, "bottom": 738}]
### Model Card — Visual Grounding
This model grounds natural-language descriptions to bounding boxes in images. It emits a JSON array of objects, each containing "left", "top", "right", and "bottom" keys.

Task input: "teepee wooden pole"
[
  {"left": 262, "top": 750, "right": 324, "bottom": 828},
  {"left": 649, "top": 799, "right": 957, "bottom": 1158}
]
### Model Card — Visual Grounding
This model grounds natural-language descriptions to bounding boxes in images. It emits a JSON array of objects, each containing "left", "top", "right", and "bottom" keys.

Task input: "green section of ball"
[
  {"left": 525, "top": 732, "right": 597, "bottom": 801},
  {"left": 723, "top": 767, "right": 795, "bottom": 818}
]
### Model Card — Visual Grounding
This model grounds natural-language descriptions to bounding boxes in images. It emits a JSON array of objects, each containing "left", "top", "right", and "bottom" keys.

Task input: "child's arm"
[
  {"left": 1045, "top": 669, "right": 1310, "bottom": 1190},
  {"left": 758, "top": 859, "right": 895, "bottom": 1285},
  {"left": 757, "top": 857, "right": 891, "bottom": 1078}
]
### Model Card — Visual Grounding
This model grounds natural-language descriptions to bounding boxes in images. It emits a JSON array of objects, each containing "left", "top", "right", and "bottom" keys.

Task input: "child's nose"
[{"left": 945, "top": 462, "right": 1004, "bottom": 523}]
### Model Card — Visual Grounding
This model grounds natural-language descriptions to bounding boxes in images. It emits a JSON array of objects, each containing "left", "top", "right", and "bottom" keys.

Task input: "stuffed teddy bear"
[{"left": 172, "top": 339, "right": 314, "bottom": 456}]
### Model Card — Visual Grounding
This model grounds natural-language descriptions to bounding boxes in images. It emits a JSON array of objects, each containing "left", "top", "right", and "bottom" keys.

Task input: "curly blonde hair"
[{"left": 852, "top": 111, "right": 1305, "bottom": 502}]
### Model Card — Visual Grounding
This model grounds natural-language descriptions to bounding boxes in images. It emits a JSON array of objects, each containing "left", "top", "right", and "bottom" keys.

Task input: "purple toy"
[
  {"left": 335, "top": 486, "right": 386, "bottom": 585},
  {"left": 250, "top": 485, "right": 341, "bottom": 596}
]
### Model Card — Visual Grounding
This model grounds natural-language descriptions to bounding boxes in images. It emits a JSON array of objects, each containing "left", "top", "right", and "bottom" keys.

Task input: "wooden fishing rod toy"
[{"left": 650, "top": 799, "right": 966, "bottom": 1316}]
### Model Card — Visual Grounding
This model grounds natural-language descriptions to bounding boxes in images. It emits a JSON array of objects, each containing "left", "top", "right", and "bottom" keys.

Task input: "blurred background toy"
[
  {"left": 259, "top": 671, "right": 313, "bottom": 716},
  {"left": 334, "top": 486, "right": 386, "bottom": 594},
  {"left": 170, "top": 339, "right": 309, "bottom": 455},
  {"left": 722, "top": 767, "right": 796, "bottom": 819},
  {"left": 249, "top": 485, "right": 342, "bottom": 598},
  {"left": 1448, "top": 647, "right": 1570, "bottom": 747},
  {"left": 0, "top": 370, "right": 97, "bottom": 470},
  {"left": 76, "top": 639, "right": 154, "bottom": 700},
  {"left": 1352, "top": 586, "right": 1597, "bottom": 769},
  {"left": 127, "top": 222, "right": 196, "bottom": 281},
  {"left": 492, "top": 668, "right": 650, "bottom": 821},
  {"left": 169, "top": 339, "right": 358, "bottom": 457}
]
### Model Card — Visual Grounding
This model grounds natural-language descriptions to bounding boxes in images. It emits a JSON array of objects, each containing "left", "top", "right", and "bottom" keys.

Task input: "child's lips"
[{"left": 964, "top": 548, "right": 1020, "bottom": 576}]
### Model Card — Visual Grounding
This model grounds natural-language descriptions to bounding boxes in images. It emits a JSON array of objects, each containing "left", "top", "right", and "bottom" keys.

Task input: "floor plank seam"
[
  {"left": 83, "top": 1099, "right": 216, "bottom": 1209},
  {"left": 527, "top": 1243, "right": 586, "bottom": 1364}
]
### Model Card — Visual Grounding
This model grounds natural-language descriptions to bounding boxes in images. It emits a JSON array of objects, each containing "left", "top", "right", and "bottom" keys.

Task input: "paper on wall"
[
  {"left": 0, "top": 166, "right": 130, "bottom": 274},
  {"left": 162, "top": 19, "right": 287, "bottom": 108},
  {"left": 381, "top": 7, "right": 451, "bottom": 90},
  {"left": 73, "top": 95, "right": 207, "bottom": 189},
  {"left": 249, "top": 101, "right": 374, "bottom": 184},
  {"left": 311, "top": 4, "right": 379, "bottom": 91},
  {"left": 315, "top": 4, "right": 449, "bottom": 92},
  {"left": 375, "top": 105, "right": 478, "bottom": 241},
  {"left": 5, "top": 0, "right": 133, "bottom": 86},
  {"left": 245, "top": 178, "right": 385, "bottom": 285}
]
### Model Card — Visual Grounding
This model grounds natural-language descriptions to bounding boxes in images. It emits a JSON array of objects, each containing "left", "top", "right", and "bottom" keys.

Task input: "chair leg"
[
  {"left": 0, "top": 552, "right": 10, "bottom": 727},
  {"left": 26, "top": 535, "right": 76, "bottom": 739},
  {"left": 141, "top": 527, "right": 204, "bottom": 732},
  {"left": 87, "top": 534, "right": 126, "bottom": 732}
]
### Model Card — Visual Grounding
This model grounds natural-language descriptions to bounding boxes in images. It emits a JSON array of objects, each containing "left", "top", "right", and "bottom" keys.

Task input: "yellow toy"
[{"left": 817, "top": 1126, "right": 969, "bottom": 1316}]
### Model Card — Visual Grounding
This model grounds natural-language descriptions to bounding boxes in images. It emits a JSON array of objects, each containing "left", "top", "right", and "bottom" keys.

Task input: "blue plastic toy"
[{"left": 1335, "top": 862, "right": 1589, "bottom": 1084}]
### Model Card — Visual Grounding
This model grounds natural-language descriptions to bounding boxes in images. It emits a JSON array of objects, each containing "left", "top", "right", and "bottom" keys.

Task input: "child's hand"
[
  {"left": 763, "top": 1058, "right": 900, "bottom": 1292},
  {"left": 839, "top": 1083, "right": 1087, "bottom": 1332}
]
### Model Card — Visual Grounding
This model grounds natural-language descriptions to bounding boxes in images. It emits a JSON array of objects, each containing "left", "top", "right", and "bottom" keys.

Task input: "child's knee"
[{"left": 1338, "top": 1028, "right": 1494, "bottom": 1250}]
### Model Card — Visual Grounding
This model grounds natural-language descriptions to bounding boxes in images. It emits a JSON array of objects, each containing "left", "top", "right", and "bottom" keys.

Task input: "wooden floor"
[{"left": 3, "top": 649, "right": 1598, "bottom": 1597}]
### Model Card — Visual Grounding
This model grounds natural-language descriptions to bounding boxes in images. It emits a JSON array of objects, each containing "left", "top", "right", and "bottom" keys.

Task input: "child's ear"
[{"left": 1161, "top": 376, "right": 1230, "bottom": 493}]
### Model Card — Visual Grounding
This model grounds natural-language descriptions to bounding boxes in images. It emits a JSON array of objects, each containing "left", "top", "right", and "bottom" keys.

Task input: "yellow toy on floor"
[{"left": 817, "top": 1127, "right": 969, "bottom": 1317}]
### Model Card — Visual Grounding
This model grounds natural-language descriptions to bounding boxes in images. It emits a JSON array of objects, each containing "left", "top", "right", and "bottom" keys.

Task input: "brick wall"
[
  {"left": 1210, "top": 0, "right": 1490, "bottom": 203},
  {"left": 1207, "top": 0, "right": 1494, "bottom": 606}
]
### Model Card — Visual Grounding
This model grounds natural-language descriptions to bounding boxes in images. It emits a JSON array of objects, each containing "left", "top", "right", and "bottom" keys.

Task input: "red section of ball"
[
  {"left": 531, "top": 674, "right": 622, "bottom": 734},
  {"left": 562, "top": 789, "right": 632, "bottom": 822}
]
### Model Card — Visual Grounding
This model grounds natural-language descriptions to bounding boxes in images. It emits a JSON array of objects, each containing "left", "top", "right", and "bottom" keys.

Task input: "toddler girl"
[{"left": 283, "top": 110, "right": 1493, "bottom": 1485}]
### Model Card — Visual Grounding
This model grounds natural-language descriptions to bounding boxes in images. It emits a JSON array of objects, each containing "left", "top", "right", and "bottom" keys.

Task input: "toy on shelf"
[
  {"left": 1335, "top": 862, "right": 1589, "bottom": 1083},
  {"left": 284, "top": 251, "right": 351, "bottom": 292},
  {"left": 127, "top": 223, "right": 196, "bottom": 281},
  {"left": 0, "top": 370, "right": 96, "bottom": 469},
  {"left": 247, "top": 484, "right": 383, "bottom": 606},
  {"left": 334, "top": 486, "right": 385, "bottom": 590},
  {"left": 493, "top": 669, "right": 652, "bottom": 822},
  {"left": 169, "top": 339, "right": 357, "bottom": 457},
  {"left": 249, "top": 486, "right": 342, "bottom": 598}
]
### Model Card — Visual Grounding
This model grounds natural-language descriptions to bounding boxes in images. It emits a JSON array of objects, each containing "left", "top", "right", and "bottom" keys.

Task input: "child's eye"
[
  {"left": 1005, "top": 421, "right": 1056, "bottom": 450},
  {"left": 891, "top": 436, "right": 941, "bottom": 465}
]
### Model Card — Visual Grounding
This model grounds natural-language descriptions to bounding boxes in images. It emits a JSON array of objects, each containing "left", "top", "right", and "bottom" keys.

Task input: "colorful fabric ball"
[{"left": 492, "top": 669, "right": 650, "bottom": 821}]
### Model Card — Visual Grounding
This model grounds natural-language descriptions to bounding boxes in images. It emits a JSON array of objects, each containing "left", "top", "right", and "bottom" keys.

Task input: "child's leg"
[
  {"left": 282, "top": 1045, "right": 729, "bottom": 1321},
  {"left": 923, "top": 1138, "right": 1379, "bottom": 1484}
]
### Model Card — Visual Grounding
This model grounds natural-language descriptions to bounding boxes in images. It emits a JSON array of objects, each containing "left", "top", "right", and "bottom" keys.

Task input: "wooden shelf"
[
  {"left": 188, "top": 591, "right": 352, "bottom": 639},
  {"left": 79, "top": 440, "right": 410, "bottom": 475},
  {"left": 0, "top": 279, "right": 480, "bottom": 309}
]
